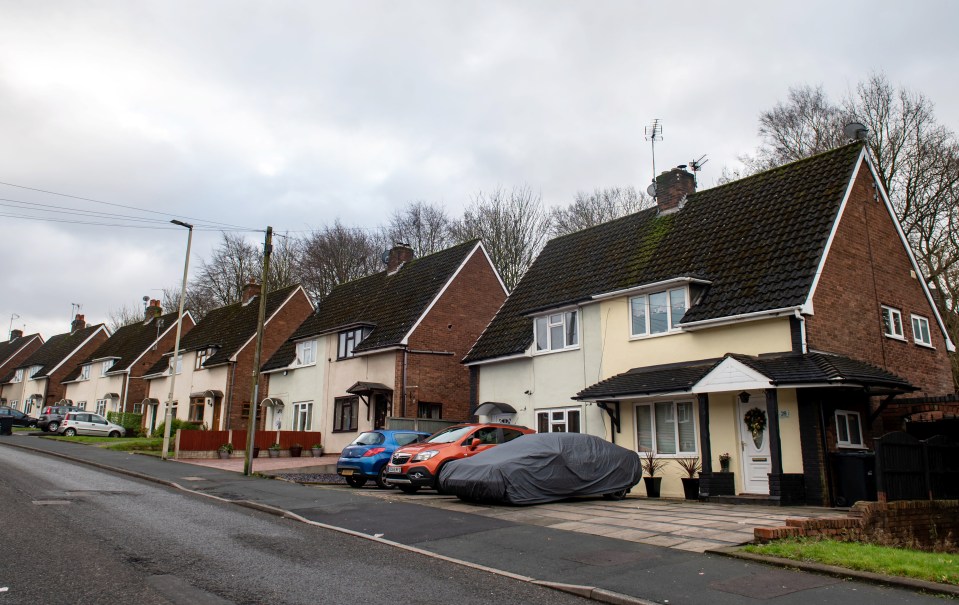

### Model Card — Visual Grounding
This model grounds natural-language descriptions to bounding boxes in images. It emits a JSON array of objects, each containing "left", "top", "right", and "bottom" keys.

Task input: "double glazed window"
[
  {"left": 835, "top": 410, "right": 864, "bottom": 448},
  {"left": 338, "top": 328, "right": 369, "bottom": 359},
  {"left": 333, "top": 396, "right": 359, "bottom": 432},
  {"left": 195, "top": 348, "right": 209, "bottom": 370},
  {"left": 95, "top": 399, "right": 107, "bottom": 416},
  {"left": 635, "top": 401, "right": 697, "bottom": 455},
  {"left": 100, "top": 360, "right": 114, "bottom": 376},
  {"left": 534, "top": 311, "right": 578, "bottom": 352},
  {"left": 911, "top": 315, "right": 932, "bottom": 347},
  {"left": 293, "top": 401, "right": 313, "bottom": 431},
  {"left": 881, "top": 306, "right": 904, "bottom": 339},
  {"left": 536, "top": 408, "right": 581, "bottom": 433},
  {"left": 189, "top": 398, "right": 204, "bottom": 423},
  {"left": 80, "top": 365, "right": 91, "bottom": 381},
  {"left": 13, "top": 369, "right": 23, "bottom": 382},
  {"left": 417, "top": 401, "right": 442, "bottom": 419},
  {"left": 630, "top": 287, "right": 687, "bottom": 336},
  {"left": 296, "top": 339, "right": 316, "bottom": 365}
]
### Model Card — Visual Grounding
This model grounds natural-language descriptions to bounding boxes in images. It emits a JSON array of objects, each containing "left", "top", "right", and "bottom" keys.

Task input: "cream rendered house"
[{"left": 467, "top": 144, "right": 954, "bottom": 506}]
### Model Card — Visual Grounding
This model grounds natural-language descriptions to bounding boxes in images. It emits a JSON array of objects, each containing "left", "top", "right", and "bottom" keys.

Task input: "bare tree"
[
  {"left": 379, "top": 200, "right": 455, "bottom": 258},
  {"left": 300, "top": 220, "right": 381, "bottom": 301},
  {"left": 452, "top": 185, "right": 550, "bottom": 290},
  {"left": 550, "top": 186, "right": 653, "bottom": 236},
  {"left": 189, "top": 232, "right": 261, "bottom": 310},
  {"left": 107, "top": 302, "right": 145, "bottom": 331}
]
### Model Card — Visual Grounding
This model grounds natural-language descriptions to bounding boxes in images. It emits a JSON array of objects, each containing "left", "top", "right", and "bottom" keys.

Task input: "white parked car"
[{"left": 58, "top": 412, "right": 126, "bottom": 437}]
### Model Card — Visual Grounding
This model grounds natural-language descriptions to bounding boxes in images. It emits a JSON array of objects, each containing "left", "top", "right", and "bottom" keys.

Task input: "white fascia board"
[
  {"left": 678, "top": 306, "right": 802, "bottom": 331},
  {"left": 125, "top": 311, "right": 194, "bottom": 372},
  {"left": 350, "top": 345, "right": 402, "bottom": 358},
  {"left": 231, "top": 286, "right": 311, "bottom": 363},
  {"left": 576, "top": 390, "right": 693, "bottom": 402},
  {"left": 692, "top": 357, "right": 773, "bottom": 393},
  {"left": 590, "top": 277, "right": 713, "bottom": 303},
  {"left": 802, "top": 147, "right": 865, "bottom": 316},
  {"left": 522, "top": 302, "right": 582, "bottom": 318},
  {"left": 401, "top": 241, "right": 486, "bottom": 346},
  {"left": 463, "top": 352, "right": 530, "bottom": 367},
  {"left": 47, "top": 325, "right": 110, "bottom": 377},
  {"left": 862, "top": 153, "right": 955, "bottom": 352}
]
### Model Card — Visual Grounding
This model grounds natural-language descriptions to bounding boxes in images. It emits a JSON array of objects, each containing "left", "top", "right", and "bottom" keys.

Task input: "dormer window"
[
  {"left": 13, "top": 369, "right": 23, "bottom": 383},
  {"left": 630, "top": 287, "right": 687, "bottom": 337},
  {"left": 195, "top": 348, "right": 210, "bottom": 370},
  {"left": 100, "top": 360, "right": 114, "bottom": 376},
  {"left": 534, "top": 310, "right": 579, "bottom": 353},
  {"left": 338, "top": 328, "right": 370, "bottom": 359},
  {"left": 296, "top": 339, "right": 316, "bottom": 365},
  {"left": 80, "top": 365, "right": 91, "bottom": 380},
  {"left": 170, "top": 354, "right": 183, "bottom": 375}
]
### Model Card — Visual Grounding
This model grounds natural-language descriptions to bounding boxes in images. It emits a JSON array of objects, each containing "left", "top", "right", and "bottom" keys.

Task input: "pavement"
[{"left": 3, "top": 434, "right": 955, "bottom": 605}]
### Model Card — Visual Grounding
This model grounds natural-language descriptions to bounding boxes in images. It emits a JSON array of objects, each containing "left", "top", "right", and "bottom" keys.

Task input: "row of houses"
[{"left": 2, "top": 142, "right": 955, "bottom": 505}]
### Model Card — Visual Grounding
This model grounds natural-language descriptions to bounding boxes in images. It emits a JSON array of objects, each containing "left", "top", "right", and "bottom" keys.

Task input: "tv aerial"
[
  {"left": 688, "top": 154, "right": 709, "bottom": 186},
  {"left": 645, "top": 119, "right": 663, "bottom": 197}
]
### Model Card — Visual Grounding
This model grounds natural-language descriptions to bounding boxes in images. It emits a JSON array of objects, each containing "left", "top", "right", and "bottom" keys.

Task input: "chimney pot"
[
  {"left": 71, "top": 314, "right": 86, "bottom": 332},
  {"left": 145, "top": 299, "right": 163, "bottom": 320},
  {"left": 10, "top": 329, "right": 23, "bottom": 340},
  {"left": 386, "top": 243, "right": 415, "bottom": 274},
  {"left": 242, "top": 280, "right": 261, "bottom": 304},
  {"left": 655, "top": 166, "right": 696, "bottom": 214}
]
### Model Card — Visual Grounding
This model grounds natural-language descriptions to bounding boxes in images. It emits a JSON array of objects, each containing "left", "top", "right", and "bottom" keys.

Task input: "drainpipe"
[
  {"left": 120, "top": 370, "right": 131, "bottom": 415},
  {"left": 226, "top": 361, "right": 237, "bottom": 430},
  {"left": 401, "top": 349, "right": 408, "bottom": 417}
]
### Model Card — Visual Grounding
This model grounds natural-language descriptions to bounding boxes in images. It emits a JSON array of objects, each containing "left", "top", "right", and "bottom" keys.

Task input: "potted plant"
[
  {"left": 289, "top": 443, "right": 303, "bottom": 458},
  {"left": 676, "top": 457, "right": 701, "bottom": 500},
  {"left": 217, "top": 443, "right": 234, "bottom": 460},
  {"left": 268, "top": 443, "right": 281, "bottom": 458},
  {"left": 719, "top": 452, "right": 732, "bottom": 472},
  {"left": 311, "top": 443, "right": 324, "bottom": 457},
  {"left": 641, "top": 450, "right": 667, "bottom": 498}
]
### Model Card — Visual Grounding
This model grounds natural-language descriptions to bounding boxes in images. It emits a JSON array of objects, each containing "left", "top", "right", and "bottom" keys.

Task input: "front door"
[
  {"left": 373, "top": 395, "right": 387, "bottom": 430},
  {"left": 211, "top": 399, "right": 222, "bottom": 430},
  {"left": 150, "top": 404, "right": 158, "bottom": 434},
  {"left": 738, "top": 398, "right": 771, "bottom": 494}
]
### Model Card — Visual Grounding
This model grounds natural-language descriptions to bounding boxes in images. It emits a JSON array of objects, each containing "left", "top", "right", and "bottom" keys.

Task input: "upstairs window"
[
  {"left": 29, "top": 365, "right": 42, "bottom": 378},
  {"left": 911, "top": 315, "right": 932, "bottom": 347},
  {"left": 881, "top": 305, "right": 904, "bottom": 339},
  {"left": 169, "top": 354, "right": 183, "bottom": 375},
  {"left": 13, "top": 369, "right": 23, "bottom": 383},
  {"left": 100, "top": 360, "right": 114, "bottom": 376},
  {"left": 80, "top": 365, "right": 91, "bottom": 381},
  {"left": 195, "top": 348, "right": 209, "bottom": 370},
  {"left": 296, "top": 339, "right": 316, "bottom": 365},
  {"left": 631, "top": 287, "right": 688, "bottom": 337},
  {"left": 835, "top": 410, "right": 864, "bottom": 448},
  {"left": 534, "top": 311, "right": 579, "bottom": 352},
  {"left": 338, "top": 328, "right": 369, "bottom": 359}
]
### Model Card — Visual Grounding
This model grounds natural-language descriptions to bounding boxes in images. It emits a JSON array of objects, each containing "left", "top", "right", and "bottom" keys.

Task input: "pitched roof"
[
  {"left": 465, "top": 143, "right": 864, "bottom": 363},
  {"left": 9, "top": 324, "right": 106, "bottom": 379},
  {"left": 62, "top": 312, "right": 183, "bottom": 382},
  {"left": 263, "top": 240, "right": 481, "bottom": 372},
  {"left": 575, "top": 352, "right": 914, "bottom": 400},
  {"left": 145, "top": 285, "right": 302, "bottom": 376},
  {"left": 0, "top": 333, "right": 42, "bottom": 366}
]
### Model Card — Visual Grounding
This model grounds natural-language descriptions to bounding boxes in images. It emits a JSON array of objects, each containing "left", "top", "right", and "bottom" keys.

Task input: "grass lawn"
[
  {"left": 42, "top": 435, "right": 169, "bottom": 453},
  {"left": 744, "top": 539, "right": 958, "bottom": 585}
]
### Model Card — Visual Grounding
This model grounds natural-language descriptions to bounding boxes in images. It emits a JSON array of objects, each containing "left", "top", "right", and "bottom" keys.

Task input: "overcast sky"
[{"left": 3, "top": 1, "right": 958, "bottom": 340}]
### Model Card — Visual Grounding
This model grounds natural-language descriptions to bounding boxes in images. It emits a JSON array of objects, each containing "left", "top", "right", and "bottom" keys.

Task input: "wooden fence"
[
  {"left": 386, "top": 417, "right": 458, "bottom": 434},
  {"left": 176, "top": 429, "right": 323, "bottom": 457},
  {"left": 875, "top": 431, "right": 959, "bottom": 502}
]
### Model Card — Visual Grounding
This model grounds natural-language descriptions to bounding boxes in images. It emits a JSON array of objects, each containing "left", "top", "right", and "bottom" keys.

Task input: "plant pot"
[
  {"left": 311, "top": 448, "right": 324, "bottom": 458},
  {"left": 720, "top": 461, "right": 730, "bottom": 473},
  {"left": 643, "top": 476, "right": 662, "bottom": 498},
  {"left": 268, "top": 449, "right": 280, "bottom": 458},
  {"left": 252, "top": 446, "right": 260, "bottom": 458},
  {"left": 681, "top": 477, "right": 700, "bottom": 500},
  {"left": 217, "top": 450, "right": 231, "bottom": 460},
  {"left": 289, "top": 445, "right": 303, "bottom": 458}
]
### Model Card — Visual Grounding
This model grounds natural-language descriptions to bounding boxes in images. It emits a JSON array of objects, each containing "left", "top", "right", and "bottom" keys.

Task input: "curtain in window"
[
  {"left": 636, "top": 406, "right": 653, "bottom": 451},
  {"left": 655, "top": 402, "right": 676, "bottom": 453}
]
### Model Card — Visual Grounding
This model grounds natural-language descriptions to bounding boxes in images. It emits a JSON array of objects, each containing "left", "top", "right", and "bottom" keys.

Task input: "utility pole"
[
  {"left": 244, "top": 226, "right": 272, "bottom": 476},
  {"left": 162, "top": 220, "right": 193, "bottom": 460}
]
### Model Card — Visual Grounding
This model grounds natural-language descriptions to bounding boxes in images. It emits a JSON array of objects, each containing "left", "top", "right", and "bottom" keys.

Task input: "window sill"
[
  {"left": 293, "top": 361, "right": 317, "bottom": 369},
  {"left": 883, "top": 334, "right": 906, "bottom": 342},
  {"left": 332, "top": 429, "right": 358, "bottom": 433},
  {"left": 629, "top": 329, "right": 683, "bottom": 341},
  {"left": 532, "top": 345, "right": 581, "bottom": 357},
  {"left": 913, "top": 341, "right": 935, "bottom": 350},
  {"left": 836, "top": 444, "right": 868, "bottom": 450}
]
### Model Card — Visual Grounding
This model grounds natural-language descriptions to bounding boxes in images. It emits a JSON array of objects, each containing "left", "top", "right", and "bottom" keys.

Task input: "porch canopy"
[
  {"left": 190, "top": 389, "right": 223, "bottom": 400},
  {"left": 260, "top": 397, "right": 283, "bottom": 409},
  {"left": 346, "top": 381, "right": 393, "bottom": 420},
  {"left": 141, "top": 397, "right": 160, "bottom": 406},
  {"left": 474, "top": 401, "right": 517, "bottom": 416}
]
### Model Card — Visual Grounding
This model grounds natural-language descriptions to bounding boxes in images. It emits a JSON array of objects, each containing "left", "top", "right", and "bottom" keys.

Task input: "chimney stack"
[
  {"left": 71, "top": 314, "right": 86, "bottom": 332},
  {"left": 655, "top": 166, "right": 696, "bottom": 214},
  {"left": 9, "top": 329, "right": 23, "bottom": 340},
  {"left": 145, "top": 299, "right": 163, "bottom": 320},
  {"left": 386, "top": 242, "right": 415, "bottom": 274},
  {"left": 242, "top": 279, "right": 261, "bottom": 304}
]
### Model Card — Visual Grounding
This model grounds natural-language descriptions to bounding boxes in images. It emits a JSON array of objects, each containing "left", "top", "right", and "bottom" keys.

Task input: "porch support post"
[
  {"left": 765, "top": 388, "right": 783, "bottom": 476},
  {"left": 698, "top": 393, "right": 712, "bottom": 473}
]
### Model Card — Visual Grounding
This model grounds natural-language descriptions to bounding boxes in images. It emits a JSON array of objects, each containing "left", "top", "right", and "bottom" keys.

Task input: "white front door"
[{"left": 738, "top": 398, "right": 771, "bottom": 494}]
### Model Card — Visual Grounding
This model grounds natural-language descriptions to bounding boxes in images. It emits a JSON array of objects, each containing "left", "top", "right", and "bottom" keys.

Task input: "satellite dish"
[
  {"left": 142, "top": 295, "right": 150, "bottom": 302},
  {"left": 844, "top": 122, "right": 868, "bottom": 142},
  {"left": 381, "top": 249, "right": 391, "bottom": 265},
  {"left": 646, "top": 183, "right": 657, "bottom": 197}
]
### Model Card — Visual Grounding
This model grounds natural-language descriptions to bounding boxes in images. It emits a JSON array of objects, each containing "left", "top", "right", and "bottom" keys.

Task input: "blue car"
[{"left": 337, "top": 429, "right": 430, "bottom": 489}]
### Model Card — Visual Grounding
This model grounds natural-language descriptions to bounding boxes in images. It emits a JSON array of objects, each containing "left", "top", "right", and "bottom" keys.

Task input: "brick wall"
[
  {"left": 399, "top": 247, "right": 507, "bottom": 422},
  {"left": 755, "top": 500, "right": 959, "bottom": 552},
  {"left": 226, "top": 288, "right": 314, "bottom": 429},
  {"left": 0, "top": 336, "right": 42, "bottom": 377},
  {"left": 805, "top": 160, "right": 954, "bottom": 398},
  {"left": 45, "top": 328, "right": 110, "bottom": 404}
]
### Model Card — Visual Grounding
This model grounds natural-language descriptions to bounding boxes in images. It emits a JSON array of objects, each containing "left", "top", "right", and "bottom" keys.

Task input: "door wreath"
[{"left": 744, "top": 407, "right": 767, "bottom": 448}]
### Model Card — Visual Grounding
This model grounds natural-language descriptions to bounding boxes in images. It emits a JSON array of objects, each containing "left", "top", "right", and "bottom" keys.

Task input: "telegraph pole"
[{"left": 244, "top": 226, "right": 272, "bottom": 476}]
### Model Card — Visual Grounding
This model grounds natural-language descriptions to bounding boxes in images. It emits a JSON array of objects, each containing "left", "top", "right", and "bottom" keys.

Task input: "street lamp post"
[{"left": 161, "top": 219, "right": 193, "bottom": 460}]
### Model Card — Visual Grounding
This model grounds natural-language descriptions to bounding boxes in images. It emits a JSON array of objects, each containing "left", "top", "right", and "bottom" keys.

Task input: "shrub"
[
  {"left": 150, "top": 419, "right": 203, "bottom": 439},
  {"left": 107, "top": 412, "right": 144, "bottom": 437}
]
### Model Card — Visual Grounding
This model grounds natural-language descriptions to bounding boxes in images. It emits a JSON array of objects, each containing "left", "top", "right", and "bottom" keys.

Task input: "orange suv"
[{"left": 384, "top": 423, "right": 534, "bottom": 493}]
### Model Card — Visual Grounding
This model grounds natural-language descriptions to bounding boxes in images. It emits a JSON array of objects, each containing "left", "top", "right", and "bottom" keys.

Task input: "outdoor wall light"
[{"left": 738, "top": 391, "right": 751, "bottom": 404}]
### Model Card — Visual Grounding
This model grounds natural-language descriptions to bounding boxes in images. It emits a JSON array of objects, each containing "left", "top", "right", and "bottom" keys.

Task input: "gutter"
[{"left": 678, "top": 306, "right": 803, "bottom": 331}]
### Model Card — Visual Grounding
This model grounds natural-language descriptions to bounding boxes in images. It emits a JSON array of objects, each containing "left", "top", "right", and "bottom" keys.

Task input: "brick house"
[
  {"left": 142, "top": 284, "right": 313, "bottom": 433},
  {"left": 466, "top": 142, "right": 954, "bottom": 505},
  {"left": 0, "top": 316, "right": 109, "bottom": 415},
  {"left": 0, "top": 330, "right": 44, "bottom": 409},
  {"left": 262, "top": 240, "right": 507, "bottom": 454},
  {"left": 61, "top": 300, "right": 195, "bottom": 423}
]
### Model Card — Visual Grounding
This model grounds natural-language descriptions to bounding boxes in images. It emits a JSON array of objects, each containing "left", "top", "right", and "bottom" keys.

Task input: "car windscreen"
[
  {"left": 426, "top": 426, "right": 473, "bottom": 444},
  {"left": 395, "top": 433, "right": 427, "bottom": 446},
  {"left": 350, "top": 432, "right": 385, "bottom": 446}
]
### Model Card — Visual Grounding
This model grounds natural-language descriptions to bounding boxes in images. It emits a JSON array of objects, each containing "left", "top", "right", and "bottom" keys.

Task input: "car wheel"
[
  {"left": 434, "top": 463, "right": 449, "bottom": 494},
  {"left": 398, "top": 485, "right": 420, "bottom": 494},
  {"left": 345, "top": 476, "right": 368, "bottom": 488},
  {"left": 109, "top": 430, "right": 121, "bottom": 438},
  {"left": 47, "top": 421, "right": 60, "bottom": 432},
  {"left": 63, "top": 428, "right": 77, "bottom": 437},
  {"left": 375, "top": 465, "right": 394, "bottom": 490},
  {"left": 603, "top": 489, "right": 629, "bottom": 501}
]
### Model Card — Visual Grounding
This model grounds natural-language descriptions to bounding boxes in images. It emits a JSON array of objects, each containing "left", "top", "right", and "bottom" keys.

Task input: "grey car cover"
[{"left": 438, "top": 433, "right": 642, "bottom": 504}]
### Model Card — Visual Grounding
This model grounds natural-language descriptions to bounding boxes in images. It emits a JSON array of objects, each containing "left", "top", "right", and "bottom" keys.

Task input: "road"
[{"left": 0, "top": 446, "right": 590, "bottom": 605}]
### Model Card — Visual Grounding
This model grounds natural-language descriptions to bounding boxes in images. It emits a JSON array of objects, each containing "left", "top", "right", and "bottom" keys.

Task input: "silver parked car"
[{"left": 58, "top": 412, "right": 126, "bottom": 437}]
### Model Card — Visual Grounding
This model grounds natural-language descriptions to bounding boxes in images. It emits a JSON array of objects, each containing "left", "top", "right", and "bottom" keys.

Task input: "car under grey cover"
[{"left": 437, "top": 433, "right": 642, "bottom": 505}]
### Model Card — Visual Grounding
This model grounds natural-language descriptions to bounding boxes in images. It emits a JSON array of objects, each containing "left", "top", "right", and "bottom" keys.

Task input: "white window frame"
[
  {"left": 95, "top": 399, "right": 107, "bottom": 416},
  {"left": 100, "top": 360, "right": 114, "bottom": 376},
  {"left": 76, "top": 401, "right": 87, "bottom": 411},
  {"left": 170, "top": 354, "right": 183, "bottom": 375},
  {"left": 911, "top": 314, "right": 932, "bottom": 347},
  {"left": 132, "top": 403, "right": 143, "bottom": 415},
  {"left": 10, "top": 400, "right": 18, "bottom": 410},
  {"left": 630, "top": 287, "right": 688, "bottom": 338},
  {"left": 195, "top": 348, "right": 209, "bottom": 370},
  {"left": 535, "top": 407, "right": 582, "bottom": 433},
  {"left": 29, "top": 365, "right": 42, "bottom": 378},
  {"left": 533, "top": 310, "right": 580, "bottom": 354},
  {"left": 835, "top": 410, "right": 865, "bottom": 448},
  {"left": 634, "top": 400, "right": 698, "bottom": 456},
  {"left": 80, "top": 365, "right": 91, "bottom": 380},
  {"left": 296, "top": 340, "right": 316, "bottom": 366},
  {"left": 293, "top": 401, "right": 313, "bottom": 431},
  {"left": 881, "top": 305, "right": 904, "bottom": 340},
  {"left": 24, "top": 400, "right": 33, "bottom": 414},
  {"left": 13, "top": 369, "right": 23, "bottom": 383}
]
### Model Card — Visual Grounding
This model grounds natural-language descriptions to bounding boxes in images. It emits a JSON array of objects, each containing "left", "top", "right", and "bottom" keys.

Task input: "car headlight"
[{"left": 412, "top": 450, "right": 439, "bottom": 461}]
